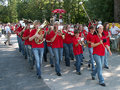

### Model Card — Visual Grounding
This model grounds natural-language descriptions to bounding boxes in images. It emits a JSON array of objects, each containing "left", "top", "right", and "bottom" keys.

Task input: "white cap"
[
  {"left": 30, "top": 25, "right": 34, "bottom": 29},
  {"left": 79, "top": 2, "right": 83, "bottom": 5},
  {"left": 22, "top": 23, "right": 26, "bottom": 27},
  {"left": 19, "top": 20, "right": 24, "bottom": 25},
  {"left": 97, "top": 24, "right": 103, "bottom": 29}
]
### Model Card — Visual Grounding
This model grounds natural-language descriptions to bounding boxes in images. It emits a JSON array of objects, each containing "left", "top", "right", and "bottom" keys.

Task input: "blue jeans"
[
  {"left": 53, "top": 48, "right": 63, "bottom": 73},
  {"left": 91, "top": 54, "right": 104, "bottom": 84},
  {"left": 21, "top": 41, "right": 25, "bottom": 56},
  {"left": 27, "top": 45, "right": 35, "bottom": 68},
  {"left": 17, "top": 36, "right": 22, "bottom": 52},
  {"left": 63, "top": 43, "right": 74, "bottom": 66},
  {"left": 75, "top": 54, "right": 82, "bottom": 72},
  {"left": 48, "top": 46, "right": 54, "bottom": 65},
  {"left": 104, "top": 48, "right": 109, "bottom": 67},
  {"left": 88, "top": 48, "right": 95, "bottom": 70},
  {"left": 25, "top": 45, "right": 29, "bottom": 59},
  {"left": 44, "top": 41, "right": 48, "bottom": 61},
  {"left": 33, "top": 48, "right": 44, "bottom": 76},
  {"left": 81, "top": 45, "right": 85, "bottom": 63}
]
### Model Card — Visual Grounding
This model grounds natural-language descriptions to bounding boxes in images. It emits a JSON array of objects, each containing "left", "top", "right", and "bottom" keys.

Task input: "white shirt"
[
  {"left": 110, "top": 26, "right": 120, "bottom": 35},
  {"left": 5, "top": 26, "right": 11, "bottom": 34},
  {"left": 2, "top": 26, "right": 4, "bottom": 29},
  {"left": 58, "top": 25, "right": 64, "bottom": 30},
  {"left": 84, "top": 26, "right": 88, "bottom": 32}
]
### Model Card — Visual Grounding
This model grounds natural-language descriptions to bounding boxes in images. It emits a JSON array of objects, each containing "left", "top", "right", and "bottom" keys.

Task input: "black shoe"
[
  {"left": 71, "top": 58, "right": 74, "bottom": 60},
  {"left": 88, "top": 64, "right": 90, "bottom": 68},
  {"left": 76, "top": 72, "right": 81, "bottom": 75},
  {"left": 57, "top": 73, "right": 62, "bottom": 76},
  {"left": 44, "top": 60, "right": 47, "bottom": 62},
  {"left": 4, "top": 42, "right": 6, "bottom": 45},
  {"left": 51, "top": 64, "right": 54, "bottom": 67},
  {"left": 81, "top": 63, "right": 83, "bottom": 65},
  {"left": 30, "top": 66, "right": 34, "bottom": 70},
  {"left": 83, "top": 57, "right": 85, "bottom": 59},
  {"left": 25, "top": 56, "right": 27, "bottom": 59},
  {"left": 66, "top": 64, "right": 70, "bottom": 67},
  {"left": 99, "top": 83, "right": 106, "bottom": 87},
  {"left": 38, "top": 75, "right": 41, "bottom": 79},
  {"left": 92, "top": 76, "right": 95, "bottom": 80},
  {"left": 104, "top": 66, "right": 109, "bottom": 69},
  {"left": 9, "top": 44, "right": 12, "bottom": 46}
]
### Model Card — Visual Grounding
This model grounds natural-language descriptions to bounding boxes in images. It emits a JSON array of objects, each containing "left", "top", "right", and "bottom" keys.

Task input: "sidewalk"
[{"left": 0, "top": 34, "right": 120, "bottom": 90}]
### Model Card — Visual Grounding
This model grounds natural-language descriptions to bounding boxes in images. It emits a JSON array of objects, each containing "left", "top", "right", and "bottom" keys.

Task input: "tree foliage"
[
  {"left": 85, "top": 0, "right": 114, "bottom": 22},
  {"left": 0, "top": 0, "right": 115, "bottom": 23}
]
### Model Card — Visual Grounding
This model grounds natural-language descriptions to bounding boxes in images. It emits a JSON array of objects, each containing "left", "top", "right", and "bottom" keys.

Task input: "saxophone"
[{"left": 34, "top": 20, "right": 49, "bottom": 44}]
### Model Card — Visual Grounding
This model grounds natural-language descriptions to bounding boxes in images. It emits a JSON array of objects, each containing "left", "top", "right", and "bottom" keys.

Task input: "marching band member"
[
  {"left": 50, "top": 21, "right": 65, "bottom": 76},
  {"left": 15, "top": 23, "right": 24, "bottom": 55},
  {"left": 73, "top": 30, "right": 84, "bottom": 75},
  {"left": 22, "top": 23, "right": 35, "bottom": 69},
  {"left": 20, "top": 23, "right": 27, "bottom": 59},
  {"left": 63, "top": 25, "right": 74, "bottom": 67},
  {"left": 103, "top": 22, "right": 111, "bottom": 69},
  {"left": 91, "top": 24, "right": 112, "bottom": 86},
  {"left": 43, "top": 26, "right": 48, "bottom": 62},
  {"left": 78, "top": 24, "right": 87, "bottom": 64},
  {"left": 46, "top": 26, "right": 54, "bottom": 67},
  {"left": 29, "top": 21, "right": 45, "bottom": 79},
  {"left": 86, "top": 26, "right": 95, "bottom": 70}
]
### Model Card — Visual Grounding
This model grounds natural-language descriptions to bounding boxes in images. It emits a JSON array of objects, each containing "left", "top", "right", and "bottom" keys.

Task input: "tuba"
[{"left": 35, "top": 20, "right": 49, "bottom": 44}]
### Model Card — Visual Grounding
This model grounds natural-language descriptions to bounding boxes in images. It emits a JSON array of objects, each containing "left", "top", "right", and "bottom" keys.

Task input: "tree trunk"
[{"left": 114, "top": 0, "right": 120, "bottom": 22}]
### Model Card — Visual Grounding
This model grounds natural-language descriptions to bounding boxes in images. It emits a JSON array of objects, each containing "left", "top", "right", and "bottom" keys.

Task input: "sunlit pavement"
[{"left": 0, "top": 34, "right": 120, "bottom": 90}]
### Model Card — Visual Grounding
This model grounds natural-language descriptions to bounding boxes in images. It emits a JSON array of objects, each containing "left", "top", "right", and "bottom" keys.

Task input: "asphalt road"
[
  {"left": 0, "top": 35, "right": 50, "bottom": 90},
  {"left": 0, "top": 34, "right": 120, "bottom": 90}
]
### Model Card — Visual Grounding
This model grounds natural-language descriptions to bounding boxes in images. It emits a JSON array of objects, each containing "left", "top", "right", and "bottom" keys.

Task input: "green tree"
[
  {"left": 114, "top": 0, "right": 120, "bottom": 22},
  {"left": 85, "top": 0, "right": 114, "bottom": 22},
  {"left": 9, "top": 0, "right": 18, "bottom": 23}
]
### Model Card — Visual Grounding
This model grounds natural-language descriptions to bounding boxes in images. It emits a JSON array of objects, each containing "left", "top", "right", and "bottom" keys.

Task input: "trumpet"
[
  {"left": 34, "top": 20, "right": 49, "bottom": 44},
  {"left": 78, "top": 37, "right": 86, "bottom": 48},
  {"left": 19, "top": 26, "right": 26, "bottom": 38}
]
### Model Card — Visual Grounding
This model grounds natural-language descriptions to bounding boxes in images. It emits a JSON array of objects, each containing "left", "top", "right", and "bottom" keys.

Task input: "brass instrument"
[
  {"left": 78, "top": 37, "right": 86, "bottom": 48},
  {"left": 19, "top": 19, "right": 33, "bottom": 38},
  {"left": 19, "top": 26, "right": 26, "bottom": 38},
  {"left": 35, "top": 20, "right": 49, "bottom": 44}
]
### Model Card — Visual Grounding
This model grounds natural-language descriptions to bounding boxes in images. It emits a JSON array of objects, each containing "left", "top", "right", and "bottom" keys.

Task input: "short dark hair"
[
  {"left": 74, "top": 30, "right": 79, "bottom": 34},
  {"left": 89, "top": 25, "right": 95, "bottom": 30},
  {"left": 103, "top": 22, "right": 109, "bottom": 31}
]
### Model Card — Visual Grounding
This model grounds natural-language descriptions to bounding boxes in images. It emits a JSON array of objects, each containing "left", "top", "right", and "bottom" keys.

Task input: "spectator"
[
  {"left": 4, "top": 23, "right": 12, "bottom": 45},
  {"left": 110, "top": 23, "right": 120, "bottom": 50}
]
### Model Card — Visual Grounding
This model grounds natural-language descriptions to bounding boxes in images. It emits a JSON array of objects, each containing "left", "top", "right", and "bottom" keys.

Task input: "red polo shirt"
[
  {"left": 103, "top": 30, "right": 111, "bottom": 46},
  {"left": 46, "top": 32, "right": 52, "bottom": 47},
  {"left": 50, "top": 31, "right": 63, "bottom": 48},
  {"left": 73, "top": 36, "right": 83, "bottom": 55},
  {"left": 64, "top": 31, "right": 74, "bottom": 44},
  {"left": 92, "top": 35, "right": 106, "bottom": 56},
  {"left": 22, "top": 29, "right": 31, "bottom": 45},
  {"left": 79, "top": 30, "right": 87, "bottom": 40},
  {"left": 30, "top": 29, "right": 44, "bottom": 48},
  {"left": 86, "top": 32, "right": 94, "bottom": 48},
  {"left": 16, "top": 27, "right": 22, "bottom": 36}
]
